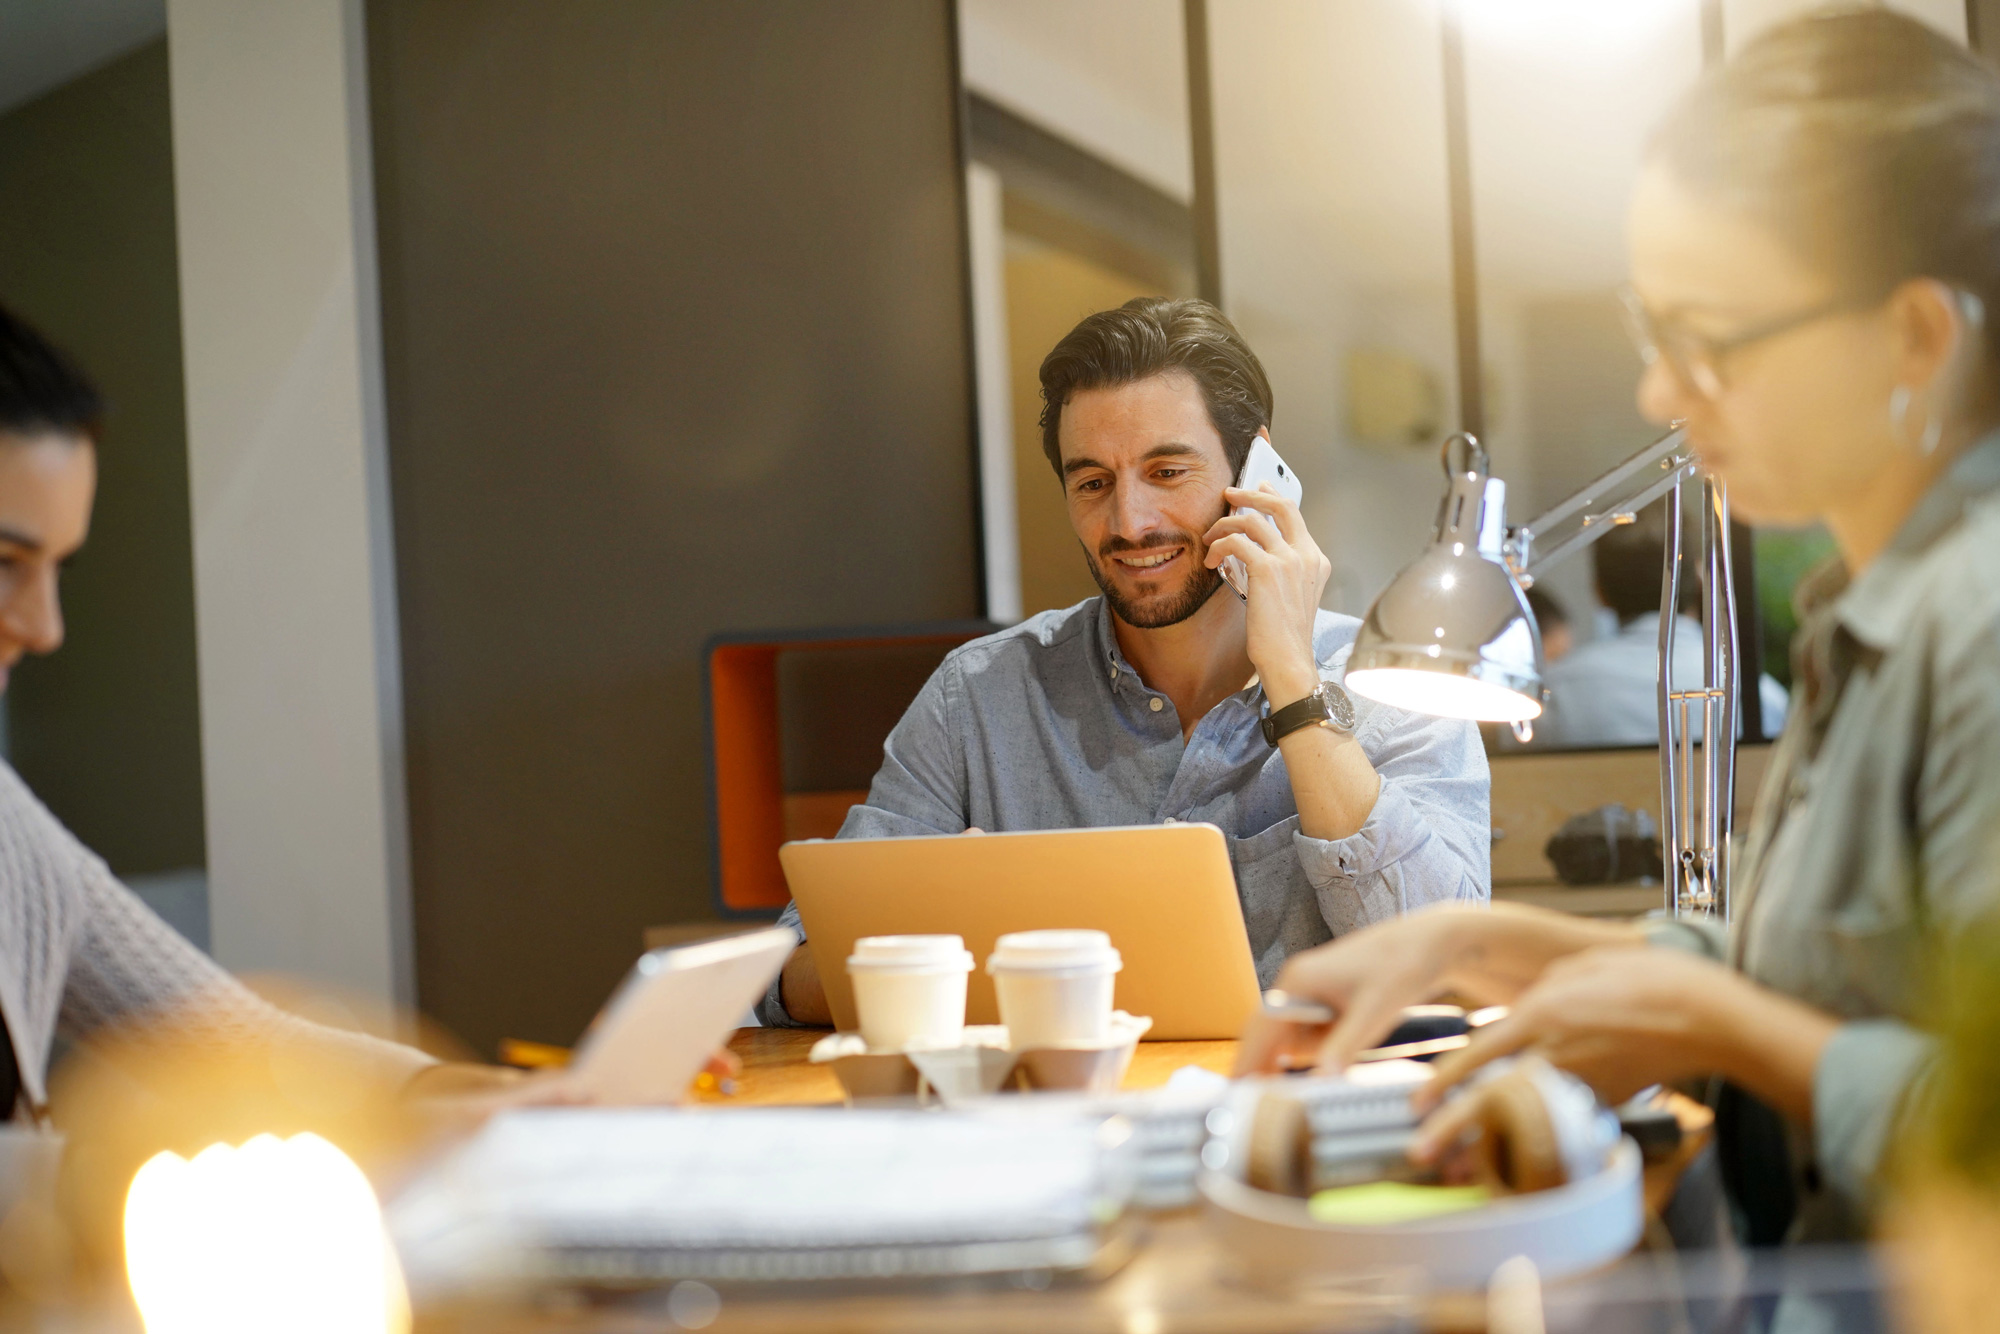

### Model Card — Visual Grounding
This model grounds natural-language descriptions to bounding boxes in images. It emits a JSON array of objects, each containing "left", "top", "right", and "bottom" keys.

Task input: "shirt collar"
[
  {"left": 1832, "top": 429, "right": 2000, "bottom": 650},
  {"left": 1090, "top": 595, "right": 1273, "bottom": 705},
  {"left": 1094, "top": 597, "right": 1137, "bottom": 685}
]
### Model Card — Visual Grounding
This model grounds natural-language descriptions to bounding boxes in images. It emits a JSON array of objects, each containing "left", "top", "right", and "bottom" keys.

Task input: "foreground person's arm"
[
  {"left": 61, "top": 860, "right": 438, "bottom": 1094},
  {"left": 1414, "top": 944, "right": 1838, "bottom": 1118}
]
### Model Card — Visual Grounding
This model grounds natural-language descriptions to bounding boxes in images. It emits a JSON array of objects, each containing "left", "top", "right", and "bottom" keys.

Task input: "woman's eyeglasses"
[{"left": 1617, "top": 286, "right": 1868, "bottom": 400}]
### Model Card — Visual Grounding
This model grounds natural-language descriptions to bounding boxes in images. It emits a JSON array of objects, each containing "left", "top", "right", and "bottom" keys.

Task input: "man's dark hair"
[
  {"left": 1037, "top": 297, "right": 1273, "bottom": 479},
  {"left": 1594, "top": 500, "right": 1699, "bottom": 625},
  {"left": 0, "top": 303, "right": 102, "bottom": 442},
  {"left": 1525, "top": 585, "right": 1568, "bottom": 631}
]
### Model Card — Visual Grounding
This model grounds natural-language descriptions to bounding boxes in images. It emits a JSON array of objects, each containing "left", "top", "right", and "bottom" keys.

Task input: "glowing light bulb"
[
  {"left": 124, "top": 1132, "right": 409, "bottom": 1334},
  {"left": 1345, "top": 667, "right": 1543, "bottom": 722}
]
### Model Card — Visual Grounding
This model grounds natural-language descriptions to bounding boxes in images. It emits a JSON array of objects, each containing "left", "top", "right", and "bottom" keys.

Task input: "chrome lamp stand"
[
  {"left": 1346, "top": 428, "right": 1739, "bottom": 922},
  {"left": 1502, "top": 428, "right": 1738, "bottom": 921}
]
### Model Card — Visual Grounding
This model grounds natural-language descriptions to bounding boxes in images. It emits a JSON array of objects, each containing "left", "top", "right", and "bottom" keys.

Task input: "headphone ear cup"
[
  {"left": 1245, "top": 1091, "right": 1313, "bottom": 1197},
  {"left": 1472, "top": 1070, "right": 1568, "bottom": 1194}
]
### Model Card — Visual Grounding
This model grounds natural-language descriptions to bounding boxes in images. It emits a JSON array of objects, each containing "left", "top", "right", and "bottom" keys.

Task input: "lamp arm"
[
  {"left": 1488, "top": 421, "right": 1736, "bottom": 922},
  {"left": 1503, "top": 427, "right": 1696, "bottom": 582}
]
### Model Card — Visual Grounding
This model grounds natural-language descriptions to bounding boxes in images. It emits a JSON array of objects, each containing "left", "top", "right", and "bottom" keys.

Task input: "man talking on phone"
[{"left": 762, "top": 298, "right": 1488, "bottom": 1025}]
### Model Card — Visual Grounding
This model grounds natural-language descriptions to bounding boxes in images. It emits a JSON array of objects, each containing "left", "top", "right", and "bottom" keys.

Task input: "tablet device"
[
  {"left": 568, "top": 925, "right": 795, "bottom": 1104},
  {"left": 781, "top": 823, "right": 1261, "bottom": 1040}
]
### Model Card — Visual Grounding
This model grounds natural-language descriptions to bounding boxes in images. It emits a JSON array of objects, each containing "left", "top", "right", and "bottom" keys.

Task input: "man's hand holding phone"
[{"left": 1202, "top": 431, "right": 1331, "bottom": 704}]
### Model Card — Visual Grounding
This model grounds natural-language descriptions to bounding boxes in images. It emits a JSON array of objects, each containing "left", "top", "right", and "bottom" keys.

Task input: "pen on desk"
[
  {"left": 693, "top": 1070, "right": 739, "bottom": 1097},
  {"left": 499, "top": 1038, "right": 573, "bottom": 1070}
]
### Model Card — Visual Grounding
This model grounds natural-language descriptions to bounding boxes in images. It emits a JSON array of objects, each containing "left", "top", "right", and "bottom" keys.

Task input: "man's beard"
[{"left": 1083, "top": 526, "right": 1226, "bottom": 630}]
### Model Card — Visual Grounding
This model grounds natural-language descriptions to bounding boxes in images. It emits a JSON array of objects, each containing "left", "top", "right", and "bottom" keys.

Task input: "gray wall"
[
  {"left": 367, "top": 0, "right": 980, "bottom": 1053},
  {"left": 0, "top": 40, "right": 207, "bottom": 883}
]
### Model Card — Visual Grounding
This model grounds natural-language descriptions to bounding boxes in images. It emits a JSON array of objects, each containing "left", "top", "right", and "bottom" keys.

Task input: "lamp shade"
[{"left": 1346, "top": 435, "right": 1543, "bottom": 723}]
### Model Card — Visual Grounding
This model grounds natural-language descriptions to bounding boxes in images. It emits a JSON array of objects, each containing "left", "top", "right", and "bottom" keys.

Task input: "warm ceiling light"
[
  {"left": 1459, "top": 0, "right": 1690, "bottom": 55},
  {"left": 124, "top": 1133, "right": 410, "bottom": 1334}
]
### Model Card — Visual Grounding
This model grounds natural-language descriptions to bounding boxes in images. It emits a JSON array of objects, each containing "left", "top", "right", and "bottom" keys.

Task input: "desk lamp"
[{"left": 1345, "top": 428, "right": 1738, "bottom": 920}]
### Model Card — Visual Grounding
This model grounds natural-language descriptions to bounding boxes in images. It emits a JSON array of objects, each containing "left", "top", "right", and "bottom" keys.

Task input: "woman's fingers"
[
  {"left": 1314, "top": 983, "right": 1417, "bottom": 1072},
  {"left": 1413, "top": 1016, "right": 1532, "bottom": 1113},
  {"left": 1234, "top": 1010, "right": 1332, "bottom": 1075},
  {"left": 1408, "top": 1080, "right": 1489, "bottom": 1164}
]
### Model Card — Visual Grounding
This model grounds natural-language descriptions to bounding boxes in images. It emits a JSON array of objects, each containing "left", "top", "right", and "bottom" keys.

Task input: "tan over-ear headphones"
[{"left": 1242, "top": 1059, "right": 1612, "bottom": 1199}]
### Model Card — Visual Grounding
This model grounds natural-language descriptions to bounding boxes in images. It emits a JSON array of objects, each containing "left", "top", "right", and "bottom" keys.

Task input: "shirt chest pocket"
[
  {"left": 1226, "top": 815, "right": 1302, "bottom": 911},
  {"left": 1756, "top": 867, "right": 1924, "bottom": 1020},
  {"left": 1818, "top": 893, "right": 1924, "bottom": 1019}
]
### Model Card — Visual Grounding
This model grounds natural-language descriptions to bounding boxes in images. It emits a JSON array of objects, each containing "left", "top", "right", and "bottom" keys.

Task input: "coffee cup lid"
[
  {"left": 986, "top": 928, "right": 1121, "bottom": 974},
  {"left": 848, "top": 934, "right": 974, "bottom": 972}
]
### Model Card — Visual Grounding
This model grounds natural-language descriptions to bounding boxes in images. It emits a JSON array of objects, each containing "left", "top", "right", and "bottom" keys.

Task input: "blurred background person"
[
  {"left": 0, "top": 303, "right": 594, "bottom": 1130},
  {"left": 1530, "top": 499, "right": 1788, "bottom": 748},
  {"left": 0, "top": 304, "right": 443, "bottom": 1122},
  {"left": 1525, "top": 584, "right": 1572, "bottom": 663}
]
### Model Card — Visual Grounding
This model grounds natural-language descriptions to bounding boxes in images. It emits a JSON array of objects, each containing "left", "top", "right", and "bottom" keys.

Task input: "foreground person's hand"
[
  {"left": 402, "top": 1046, "right": 742, "bottom": 1126},
  {"left": 1234, "top": 910, "right": 1467, "bottom": 1076},
  {"left": 1413, "top": 946, "right": 1771, "bottom": 1114},
  {"left": 1234, "top": 904, "right": 1648, "bottom": 1078}
]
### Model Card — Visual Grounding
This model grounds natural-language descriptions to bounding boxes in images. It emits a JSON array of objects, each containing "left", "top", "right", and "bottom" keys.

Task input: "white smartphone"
[
  {"left": 568, "top": 925, "right": 794, "bottom": 1105},
  {"left": 1221, "top": 434, "right": 1304, "bottom": 600}
]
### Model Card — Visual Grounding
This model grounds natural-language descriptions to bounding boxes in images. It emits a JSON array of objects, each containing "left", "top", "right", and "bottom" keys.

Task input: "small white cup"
[
  {"left": 847, "top": 935, "right": 974, "bottom": 1051},
  {"left": 986, "top": 929, "right": 1123, "bottom": 1050}
]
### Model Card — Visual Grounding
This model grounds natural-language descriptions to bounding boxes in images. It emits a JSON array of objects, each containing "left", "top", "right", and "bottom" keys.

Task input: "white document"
[{"left": 389, "top": 1108, "right": 1126, "bottom": 1293}]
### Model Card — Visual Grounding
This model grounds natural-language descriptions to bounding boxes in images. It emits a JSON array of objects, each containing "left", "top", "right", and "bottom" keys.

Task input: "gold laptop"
[{"left": 780, "top": 823, "right": 1261, "bottom": 1040}]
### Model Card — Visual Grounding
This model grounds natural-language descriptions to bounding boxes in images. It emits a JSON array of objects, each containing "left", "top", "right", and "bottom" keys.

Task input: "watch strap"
[{"left": 1261, "top": 682, "right": 1356, "bottom": 746}]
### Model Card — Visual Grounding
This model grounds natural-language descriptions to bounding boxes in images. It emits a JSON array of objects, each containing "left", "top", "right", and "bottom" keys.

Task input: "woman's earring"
[
  {"left": 1880, "top": 386, "right": 1912, "bottom": 448},
  {"left": 1888, "top": 385, "right": 1943, "bottom": 454}
]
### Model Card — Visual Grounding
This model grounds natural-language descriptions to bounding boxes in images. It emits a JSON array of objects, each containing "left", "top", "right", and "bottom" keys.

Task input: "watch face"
[{"left": 1324, "top": 683, "right": 1357, "bottom": 731}]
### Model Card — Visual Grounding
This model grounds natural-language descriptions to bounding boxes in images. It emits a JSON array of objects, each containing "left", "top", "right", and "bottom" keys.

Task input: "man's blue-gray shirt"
[{"left": 761, "top": 598, "right": 1490, "bottom": 1023}]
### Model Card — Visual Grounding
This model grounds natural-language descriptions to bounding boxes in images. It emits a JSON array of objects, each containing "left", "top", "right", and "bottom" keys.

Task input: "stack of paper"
[{"left": 389, "top": 1107, "right": 1130, "bottom": 1295}]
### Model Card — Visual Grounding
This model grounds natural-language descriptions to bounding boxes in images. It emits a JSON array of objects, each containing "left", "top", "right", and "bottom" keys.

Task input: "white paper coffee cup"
[
  {"left": 985, "top": 929, "right": 1122, "bottom": 1049},
  {"left": 846, "top": 935, "right": 974, "bottom": 1051}
]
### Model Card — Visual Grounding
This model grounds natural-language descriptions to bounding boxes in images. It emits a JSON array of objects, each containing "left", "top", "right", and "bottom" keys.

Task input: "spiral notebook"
[{"left": 388, "top": 1107, "right": 1131, "bottom": 1296}]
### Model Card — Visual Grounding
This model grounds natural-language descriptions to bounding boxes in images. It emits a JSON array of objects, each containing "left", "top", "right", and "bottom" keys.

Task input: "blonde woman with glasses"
[{"left": 1241, "top": 6, "right": 2000, "bottom": 1297}]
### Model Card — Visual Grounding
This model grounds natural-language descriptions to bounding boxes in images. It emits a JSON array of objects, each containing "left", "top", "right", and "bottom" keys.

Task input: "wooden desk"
[
  {"left": 419, "top": 1031, "right": 1712, "bottom": 1334},
  {"left": 1491, "top": 881, "right": 1665, "bottom": 918},
  {"left": 690, "top": 1028, "right": 1240, "bottom": 1106},
  {"left": 691, "top": 1028, "right": 1710, "bottom": 1219}
]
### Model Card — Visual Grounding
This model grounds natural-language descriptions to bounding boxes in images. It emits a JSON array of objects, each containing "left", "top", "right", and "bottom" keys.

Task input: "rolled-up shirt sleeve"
[
  {"left": 1294, "top": 706, "right": 1491, "bottom": 936},
  {"left": 1813, "top": 1018, "right": 1937, "bottom": 1211},
  {"left": 754, "top": 659, "right": 968, "bottom": 1026},
  {"left": 1639, "top": 914, "right": 1727, "bottom": 959}
]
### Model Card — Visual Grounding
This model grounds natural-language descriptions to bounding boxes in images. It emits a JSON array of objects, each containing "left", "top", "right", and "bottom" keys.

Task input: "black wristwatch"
[{"left": 1261, "top": 681, "right": 1357, "bottom": 746}]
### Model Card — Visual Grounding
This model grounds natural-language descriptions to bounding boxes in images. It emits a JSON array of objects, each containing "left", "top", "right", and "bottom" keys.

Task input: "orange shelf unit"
[{"left": 704, "top": 624, "right": 992, "bottom": 914}]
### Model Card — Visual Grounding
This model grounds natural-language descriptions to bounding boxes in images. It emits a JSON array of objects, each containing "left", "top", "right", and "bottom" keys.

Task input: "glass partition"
[
  {"left": 1208, "top": 0, "right": 1459, "bottom": 618},
  {"left": 957, "top": 0, "right": 1197, "bottom": 621},
  {"left": 957, "top": 0, "right": 1843, "bottom": 760},
  {"left": 1459, "top": 1, "right": 1721, "bottom": 751}
]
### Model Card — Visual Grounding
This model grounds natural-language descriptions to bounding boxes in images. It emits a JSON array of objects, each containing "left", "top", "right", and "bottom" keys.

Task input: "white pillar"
[
  {"left": 166, "top": 0, "right": 413, "bottom": 1007},
  {"left": 966, "top": 162, "right": 1022, "bottom": 625}
]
